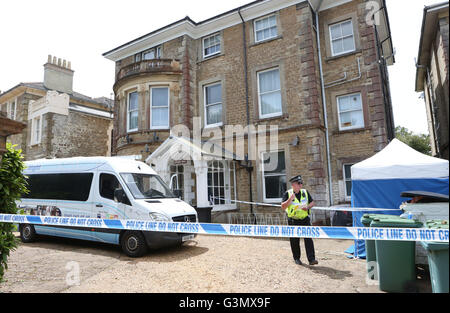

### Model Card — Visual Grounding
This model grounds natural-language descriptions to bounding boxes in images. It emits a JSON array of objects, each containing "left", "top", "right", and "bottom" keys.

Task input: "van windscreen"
[
  {"left": 120, "top": 173, "right": 175, "bottom": 199},
  {"left": 23, "top": 173, "right": 94, "bottom": 201}
]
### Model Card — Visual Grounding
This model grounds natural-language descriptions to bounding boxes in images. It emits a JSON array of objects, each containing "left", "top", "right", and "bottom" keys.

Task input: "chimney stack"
[{"left": 43, "top": 54, "right": 74, "bottom": 94}]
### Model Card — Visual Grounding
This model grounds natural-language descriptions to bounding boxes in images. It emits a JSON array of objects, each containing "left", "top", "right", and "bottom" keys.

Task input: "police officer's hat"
[{"left": 289, "top": 175, "right": 303, "bottom": 184}]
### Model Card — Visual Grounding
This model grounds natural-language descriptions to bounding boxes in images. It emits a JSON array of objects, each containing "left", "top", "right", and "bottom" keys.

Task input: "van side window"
[
  {"left": 23, "top": 173, "right": 93, "bottom": 201},
  {"left": 100, "top": 173, "right": 120, "bottom": 200}
]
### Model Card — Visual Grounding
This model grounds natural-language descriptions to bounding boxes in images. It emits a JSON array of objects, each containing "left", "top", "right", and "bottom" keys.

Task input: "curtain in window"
[
  {"left": 128, "top": 92, "right": 138, "bottom": 130},
  {"left": 204, "top": 34, "right": 221, "bottom": 56},
  {"left": 151, "top": 87, "right": 169, "bottom": 128},
  {"left": 259, "top": 69, "right": 282, "bottom": 116},
  {"left": 205, "top": 84, "right": 222, "bottom": 125},
  {"left": 255, "top": 15, "right": 277, "bottom": 42}
]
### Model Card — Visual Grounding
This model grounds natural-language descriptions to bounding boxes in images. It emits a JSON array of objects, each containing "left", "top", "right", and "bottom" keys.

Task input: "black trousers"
[{"left": 288, "top": 216, "right": 316, "bottom": 262}]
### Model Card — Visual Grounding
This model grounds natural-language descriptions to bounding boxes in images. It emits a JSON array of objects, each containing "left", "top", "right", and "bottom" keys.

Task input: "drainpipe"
[
  {"left": 238, "top": 8, "right": 254, "bottom": 218},
  {"left": 311, "top": 2, "right": 334, "bottom": 205}
]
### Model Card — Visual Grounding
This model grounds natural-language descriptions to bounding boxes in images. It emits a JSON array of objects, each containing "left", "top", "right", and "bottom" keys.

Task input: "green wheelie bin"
[
  {"left": 370, "top": 217, "right": 423, "bottom": 292},
  {"left": 361, "top": 214, "right": 400, "bottom": 280},
  {"left": 419, "top": 220, "right": 449, "bottom": 293}
]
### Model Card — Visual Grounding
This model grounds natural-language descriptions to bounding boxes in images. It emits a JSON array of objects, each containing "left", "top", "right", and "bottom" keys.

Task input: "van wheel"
[
  {"left": 120, "top": 231, "right": 148, "bottom": 257},
  {"left": 19, "top": 224, "right": 37, "bottom": 243}
]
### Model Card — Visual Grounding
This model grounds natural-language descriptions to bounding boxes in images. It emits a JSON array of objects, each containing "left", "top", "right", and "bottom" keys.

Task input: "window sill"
[
  {"left": 250, "top": 35, "right": 283, "bottom": 48},
  {"left": 332, "top": 127, "right": 371, "bottom": 135},
  {"left": 326, "top": 49, "right": 362, "bottom": 62},
  {"left": 150, "top": 126, "right": 170, "bottom": 131},
  {"left": 123, "top": 129, "right": 170, "bottom": 136},
  {"left": 198, "top": 52, "right": 224, "bottom": 64},
  {"left": 256, "top": 113, "right": 288, "bottom": 123},
  {"left": 204, "top": 123, "right": 223, "bottom": 129}
]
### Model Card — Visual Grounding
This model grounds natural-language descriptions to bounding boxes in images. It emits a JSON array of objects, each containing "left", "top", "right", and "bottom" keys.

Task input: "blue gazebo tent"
[{"left": 350, "top": 139, "right": 449, "bottom": 258}]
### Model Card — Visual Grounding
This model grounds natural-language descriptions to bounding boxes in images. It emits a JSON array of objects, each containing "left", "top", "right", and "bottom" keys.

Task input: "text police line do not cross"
[{"left": 0, "top": 214, "right": 448, "bottom": 243}]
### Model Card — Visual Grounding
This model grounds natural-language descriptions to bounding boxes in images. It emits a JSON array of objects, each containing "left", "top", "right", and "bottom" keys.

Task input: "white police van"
[{"left": 18, "top": 157, "right": 197, "bottom": 257}]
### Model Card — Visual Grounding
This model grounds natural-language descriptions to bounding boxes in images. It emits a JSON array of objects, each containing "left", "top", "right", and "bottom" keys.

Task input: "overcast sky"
[{"left": 0, "top": 0, "right": 443, "bottom": 135}]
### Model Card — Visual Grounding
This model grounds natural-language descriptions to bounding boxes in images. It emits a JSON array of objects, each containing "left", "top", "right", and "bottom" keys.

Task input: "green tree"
[
  {"left": 395, "top": 126, "right": 431, "bottom": 156},
  {"left": 0, "top": 143, "right": 28, "bottom": 282}
]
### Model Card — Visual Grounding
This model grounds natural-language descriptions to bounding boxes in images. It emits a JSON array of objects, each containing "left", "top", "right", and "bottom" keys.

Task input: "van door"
[
  {"left": 94, "top": 172, "right": 132, "bottom": 244},
  {"left": 96, "top": 172, "right": 131, "bottom": 220}
]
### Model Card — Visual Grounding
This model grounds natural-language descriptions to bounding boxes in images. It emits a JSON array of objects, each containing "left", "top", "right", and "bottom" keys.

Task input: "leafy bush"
[
  {"left": 395, "top": 126, "right": 431, "bottom": 156},
  {"left": 0, "top": 143, "right": 28, "bottom": 282}
]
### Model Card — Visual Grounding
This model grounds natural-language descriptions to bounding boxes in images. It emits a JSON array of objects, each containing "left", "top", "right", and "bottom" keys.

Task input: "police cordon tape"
[
  {"left": 1, "top": 214, "right": 448, "bottom": 243},
  {"left": 209, "top": 196, "right": 403, "bottom": 211}
]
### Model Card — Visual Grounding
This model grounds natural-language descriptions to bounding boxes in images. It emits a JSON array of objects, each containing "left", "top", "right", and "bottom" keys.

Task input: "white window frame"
[
  {"left": 343, "top": 163, "right": 353, "bottom": 201},
  {"left": 207, "top": 160, "right": 236, "bottom": 209},
  {"left": 142, "top": 46, "right": 162, "bottom": 60},
  {"left": 337, "top": 92, "right": 364, "bottom": 131},
  {"left": 254, "top": 14, "right": 278, "bottom": 43},
  {"left": 329, "top": 19, "right": 356, "bottom": 57},
  {"left": 150, "top": 86, "right": 170, "bottom": 130},
  {"left": 127, "top": 91, "right": 138, "bottom": 133},
  {"left": 7, "top": 98, "right": 17, "bottom": 120},
  {"left": 203, "top": 33, "right": 221, "bottom": 58},
  {"left": 170, "top": 164, "right": 185, "bottom": 200},
  {"left": 257, "top": 67, "right": 282, "bottom": 119},
  {"left": 261, "top": 150, "right": 286, "bottom": 203},
  {"left": 135, "top": 53, "right": 141, "bottom": 63},
  {"left": 207, "top": 160, "right": 225, "bottom": 205},
  {"left": 31, "top": 115, "right": 42, "bottom": 145},
  {"left": 203, "top": 82, "right": 223, "bottom": 128},
  {"left": 156, "top": 46, "right": 162, "bottom": 58}
]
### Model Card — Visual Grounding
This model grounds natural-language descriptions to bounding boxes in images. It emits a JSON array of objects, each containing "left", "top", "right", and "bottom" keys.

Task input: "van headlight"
[{"left": 149, "top": 212, "right": 171, "bottom": 221}]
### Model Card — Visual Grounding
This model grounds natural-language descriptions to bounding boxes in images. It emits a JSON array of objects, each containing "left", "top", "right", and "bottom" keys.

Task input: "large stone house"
[
  {"left": 103, "top": 0, "right": 395, "bottom": 223},
  {"left": 415, "top": 2, "right": 449, "bottom": 160},
  {"left": 0, "top": 55, "right": 114, "bottom": 160}
]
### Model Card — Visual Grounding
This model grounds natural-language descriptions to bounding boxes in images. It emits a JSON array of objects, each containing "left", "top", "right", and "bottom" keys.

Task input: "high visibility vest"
[{"left": 286, "top": 189, "right": 309, "bottom": 220}]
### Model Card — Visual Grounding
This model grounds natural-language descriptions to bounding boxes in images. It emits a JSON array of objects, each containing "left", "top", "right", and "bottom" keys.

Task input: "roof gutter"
[{"left": 415, "top": 2, "right": 448, "bottom": 91}]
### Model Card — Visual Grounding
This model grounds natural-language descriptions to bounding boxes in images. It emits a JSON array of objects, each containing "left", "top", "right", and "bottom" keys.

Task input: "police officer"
[{"left": 281, "top": 175, "right": 318, "bottom": 266}]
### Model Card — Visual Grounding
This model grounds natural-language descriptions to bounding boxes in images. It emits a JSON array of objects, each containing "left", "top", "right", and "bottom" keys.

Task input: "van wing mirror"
[
  {"left": 169, "top": 174, "right": 178, "bottom": 190},
  {"left": 173, "top": 189, "right": 182, "bottom": 199}
]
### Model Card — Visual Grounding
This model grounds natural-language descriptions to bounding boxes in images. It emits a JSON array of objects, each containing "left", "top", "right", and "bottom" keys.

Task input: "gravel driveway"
[{"left": 0, "top": 233, "right": 431, "bottom": 293}]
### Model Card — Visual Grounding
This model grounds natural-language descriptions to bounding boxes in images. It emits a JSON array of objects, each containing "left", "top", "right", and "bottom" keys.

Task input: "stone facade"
[
  {"left": 104, "top": 0, "right": 395, "bottom": 223},
  {"left": 416, "top": 3, "right": 449, "bottom": 160},
  {"left": 0, "top": 56, "right": 114, "bottom": 160}
]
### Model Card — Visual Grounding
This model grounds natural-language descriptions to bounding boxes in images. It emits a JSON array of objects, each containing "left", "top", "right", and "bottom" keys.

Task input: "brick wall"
[
  {"left": 113, "top": 0, "right": 393, "bottom": 220},
  {"left": 319, "top": 0, "right": 390, "bottom": 204}
]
